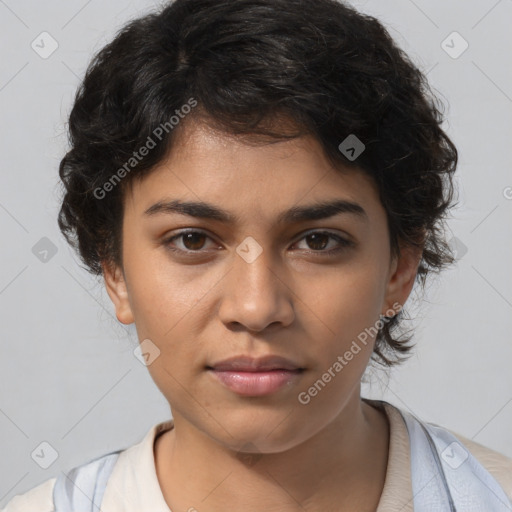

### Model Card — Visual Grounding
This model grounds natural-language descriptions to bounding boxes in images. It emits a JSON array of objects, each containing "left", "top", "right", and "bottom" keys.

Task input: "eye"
[
  {"left": 162, "top": 229, "right": 217, "bottom": 253},
  {"left": 293, "top": 230, "right": 354, "bottom": 255},
  {"left": 162, "top": 229, "right": 354, "bottom": 256}
]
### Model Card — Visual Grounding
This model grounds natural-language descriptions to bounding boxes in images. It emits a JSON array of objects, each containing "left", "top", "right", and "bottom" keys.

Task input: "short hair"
[{"left": 57, "top": 0, "right": 458, "bottom": 368}]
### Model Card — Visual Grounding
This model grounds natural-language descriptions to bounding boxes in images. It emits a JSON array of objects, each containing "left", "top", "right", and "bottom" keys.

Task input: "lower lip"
[{"left": 208, "top": 369, "right": 303, "bottom": 396}]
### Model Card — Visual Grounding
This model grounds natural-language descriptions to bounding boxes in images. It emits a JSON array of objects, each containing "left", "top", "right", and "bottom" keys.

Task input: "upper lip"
[{"left": 207, "top": 355, "right": 304, "bottom": 372}]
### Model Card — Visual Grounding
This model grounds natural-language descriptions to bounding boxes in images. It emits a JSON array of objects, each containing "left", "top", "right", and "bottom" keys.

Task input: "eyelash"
[{"left": 162, "top": 229, "right": 354, "bottom": 257}]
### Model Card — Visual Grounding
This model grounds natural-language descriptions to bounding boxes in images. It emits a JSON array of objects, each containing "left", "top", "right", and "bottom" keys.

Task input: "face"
[{"left": 104, "top": 119, "right": 420, "bottom": 454}]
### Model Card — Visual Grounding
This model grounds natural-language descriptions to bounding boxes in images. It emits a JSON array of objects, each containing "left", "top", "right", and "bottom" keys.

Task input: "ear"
[
  {"left": 102, "top": 261, "right": 134, "bottom": 325},
  {"left": 381, "top": 242, "right": 423, "bottom": 317}
]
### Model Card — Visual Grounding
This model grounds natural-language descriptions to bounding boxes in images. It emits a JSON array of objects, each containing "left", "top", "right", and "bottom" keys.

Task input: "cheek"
[
  {"left": 125, "top": 247, "right": 222, "bottom": 338},
  {"left": 292, "top": 270, "right": 383, "bottom": 412},
  {"left": 133, "top": 302, "right": 208, "bottom": 412},
  {"left": 292, "top": 264, "right": 385, "bottom": 403},
  {"left": 297, "top": 262, "right": 384, "bottom": 342},
  {"left": 123, "top": 256, "right": 224, "bottom": 391}
]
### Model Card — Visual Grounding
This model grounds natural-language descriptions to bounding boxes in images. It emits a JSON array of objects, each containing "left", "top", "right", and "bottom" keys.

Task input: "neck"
[{"left": 154, "top": 394, "right": 389, "bottom": 512}]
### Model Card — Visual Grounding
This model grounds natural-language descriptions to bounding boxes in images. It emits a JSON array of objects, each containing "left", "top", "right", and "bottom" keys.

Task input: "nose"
[{"left": 218, "top": 247, "right": 295, "bottom": 333}]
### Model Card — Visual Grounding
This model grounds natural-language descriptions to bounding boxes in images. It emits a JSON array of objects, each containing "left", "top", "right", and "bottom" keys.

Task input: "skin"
[{"left": 103, "top": 118, "right": 422, "bottom": 511}]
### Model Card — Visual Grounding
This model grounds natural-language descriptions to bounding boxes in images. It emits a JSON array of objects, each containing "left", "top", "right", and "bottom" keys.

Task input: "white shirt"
[{"left": 2, "top": 400, "right": 512, "bottom": 511}]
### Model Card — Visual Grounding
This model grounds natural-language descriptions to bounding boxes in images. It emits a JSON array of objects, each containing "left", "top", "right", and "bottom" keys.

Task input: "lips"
[
  {"left": 206, "top": 354, "right": 304, "bottom": 372},
  {"left": 206, "top": 355, "right": 305, "bottom": 396}
]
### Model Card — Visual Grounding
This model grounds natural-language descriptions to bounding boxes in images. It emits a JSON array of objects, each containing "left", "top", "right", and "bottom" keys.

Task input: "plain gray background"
[{"left": 1, "top": 0, "right": 511, "bottom": 506}]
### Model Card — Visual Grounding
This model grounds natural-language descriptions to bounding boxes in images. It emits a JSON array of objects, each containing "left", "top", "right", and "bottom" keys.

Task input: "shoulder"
[
  {"left": 449, "top": 429, "right": 512, "bottom": 501},
  {"left": 0, "top": 477, "right": 56, "bottom": 512},
  {"left": 376, "top": 400, "right": 512, "bottom": 504},
  {"left": 0, "top": 449, "right": 122, "bottom": 512},
  {"left": 1, "top": 421, "right": 169, "bottom": 512}
]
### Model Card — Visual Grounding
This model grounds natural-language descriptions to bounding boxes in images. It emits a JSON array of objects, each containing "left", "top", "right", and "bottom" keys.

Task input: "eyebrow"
[{"left": 143, "top": 198, "right": 368, "bottom": 224}]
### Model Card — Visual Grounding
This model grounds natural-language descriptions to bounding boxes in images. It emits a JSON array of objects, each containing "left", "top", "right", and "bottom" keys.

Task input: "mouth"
[
  {"left": 206, "top": 368, "right": 304, "bottom": 396},
  {"left": 205, "top": 355, "right": 306, "bottom": 396},
  {"left": 206, "top": 354, "right": 304, "bottom": 372}
]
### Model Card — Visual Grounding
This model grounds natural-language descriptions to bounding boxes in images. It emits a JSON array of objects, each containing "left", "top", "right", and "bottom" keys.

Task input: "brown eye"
[
  {"left": 180, "top": 232, "right": 207, "bottom": 251},
  {"left": 162, "top": 230, "right": 216, "bottom": 253},
  {"left": 294, "top": 231, "right": 354, "bottom": 255},
  {"left": 304, "top": 233, "right": 330, "bottom": 251}
]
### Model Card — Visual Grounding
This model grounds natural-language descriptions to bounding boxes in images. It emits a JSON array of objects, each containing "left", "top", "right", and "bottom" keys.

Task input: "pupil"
[
  {"left": 307, "top": 233, "right": 328, "bottom": 251},
  {"left": 183, "top": 233, "right": 205, "bottom": 250}
]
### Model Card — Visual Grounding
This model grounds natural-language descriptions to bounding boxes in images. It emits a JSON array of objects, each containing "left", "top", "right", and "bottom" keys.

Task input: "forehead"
[{"left": 124, "top": 119, "right": 383, "bottom": 224}]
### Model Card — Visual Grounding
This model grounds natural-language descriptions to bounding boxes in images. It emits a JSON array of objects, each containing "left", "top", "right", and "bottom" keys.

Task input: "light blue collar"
[{"left": 398, "top": 405, "right": 512, "bottom": 511}]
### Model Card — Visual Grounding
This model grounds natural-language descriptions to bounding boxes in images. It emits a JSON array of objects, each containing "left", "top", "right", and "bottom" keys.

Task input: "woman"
[{"left": 3, "top": 0, "right": 511, "bottom": 510}]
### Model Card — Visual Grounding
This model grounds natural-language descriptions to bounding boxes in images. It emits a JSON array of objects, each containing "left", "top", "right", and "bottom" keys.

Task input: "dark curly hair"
[{"left": 57, "top": 0, "right": 459, "bottom": 368}]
